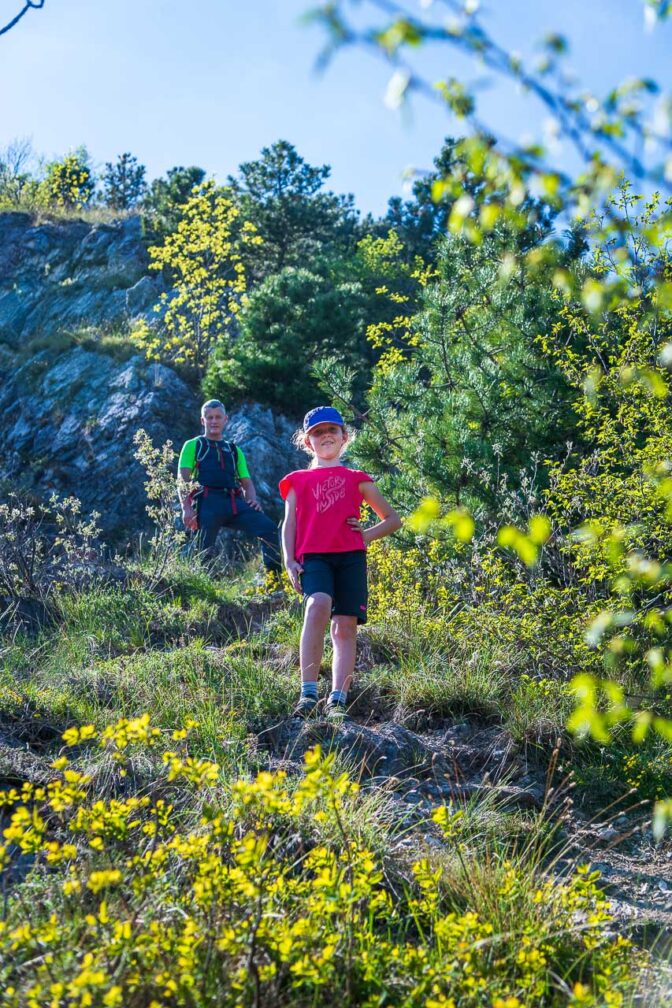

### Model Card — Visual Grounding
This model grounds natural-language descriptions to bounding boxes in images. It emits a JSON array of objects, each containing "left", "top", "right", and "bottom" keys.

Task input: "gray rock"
[
  {"left": 0, "top": 211, "right": 302, "bottom": 540},
  {"left": 0, "top": 345, "right": 301, "bottom": 541},
  {"left": 0, "top": 346, "right": 194, "bottom": 539},
  {"left": 0, "top": 212, "right": 152, "bottom": 346},
  {"left": 226, "top": 404, "right": 301, "bottom": 503},
  {"left": 126, "top": 275, "right": 161, "bottom": 317}
]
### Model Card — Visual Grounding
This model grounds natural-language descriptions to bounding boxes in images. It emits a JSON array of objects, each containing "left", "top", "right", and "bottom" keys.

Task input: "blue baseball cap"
[{"left": 303, "top": 406, "right": 345, "bottom": 434}]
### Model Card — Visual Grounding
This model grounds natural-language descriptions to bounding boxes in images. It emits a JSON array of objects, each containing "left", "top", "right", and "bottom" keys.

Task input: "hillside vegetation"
[
  {"left": 2, "top": 129, "right": 672, "bottom": 1004},
  {"left": 0, "top": 543, "right": 668, "bottom": 1007}
]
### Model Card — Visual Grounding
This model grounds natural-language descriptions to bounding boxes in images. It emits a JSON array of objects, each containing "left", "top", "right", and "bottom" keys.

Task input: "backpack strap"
[
  {"left": 193, "top": 435, "right": 210, "bottom": 480},
  {"left": 225, "top": 440, "right": 241, "bottom": 487},
  {"left": 193, "top": 435, "right": 240, "bottom": 487}
]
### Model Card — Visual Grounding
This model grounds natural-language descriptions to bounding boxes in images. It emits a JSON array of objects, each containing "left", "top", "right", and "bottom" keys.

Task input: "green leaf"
[
  {"left": 567, "top": 705, "right": 610, "bottom": 743},
  {"left": 528, "top": 514, "right": 551, "bottom": 545},
  {"left": 543, "top": 32, "right": 568, "bottom": 54},
  {"left": 497, "top": 525, "right": 517, "bottom": 548},
  {"left": 632, "top": 710, "right": 652, "bottom": 744},
  {"left": 653, "top": 716, "right": 672, "bottom": 742},
  {"left": 431, "top": 178, "right": 453, "bottom": 203},
  {"left": 448, "top": 194, "right": 476, "bottom": 233},
  {"left": 585, "top": 611, "right": 613, "bottom": 648},
  {"left": 384, "top": 69, "right": 411, "bottom": 110},
  {"left": 581, "top": 279, "right": 606, "bottom": 314},
  {"left": 479, "top": 203, "right": 501, "bottom": 231},
  {"left": 446, "top": 508, "right": 475, "bottom": 543},
  {"left": 407, "top": 497, "right": 441, "bottom": 533},
  {"left": 653, "top": 799, "right": 672, "bottom": 842}
]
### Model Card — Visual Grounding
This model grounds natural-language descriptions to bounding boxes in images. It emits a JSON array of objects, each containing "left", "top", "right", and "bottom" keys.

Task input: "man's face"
[{"left": 201, "top": 407, "right": 228, "bottom": 439}]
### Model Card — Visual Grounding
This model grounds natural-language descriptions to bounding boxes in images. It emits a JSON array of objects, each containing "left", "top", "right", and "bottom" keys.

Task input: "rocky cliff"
[
  {"left": 0, "top": 212, "right": 300, "bottom": 539},
  {"left": 0, "top": 212, "right": 158, "bottom": 345}
]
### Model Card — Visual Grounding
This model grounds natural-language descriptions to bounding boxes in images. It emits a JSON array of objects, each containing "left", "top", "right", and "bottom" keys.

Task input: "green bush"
[{"left": 205, "top": 266, "right": 368, "bottom": 411}]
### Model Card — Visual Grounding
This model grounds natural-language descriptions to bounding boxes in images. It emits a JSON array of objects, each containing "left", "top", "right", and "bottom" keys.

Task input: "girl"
[{"left": 280, "top": 406, "right": 401, "bottom": 720}]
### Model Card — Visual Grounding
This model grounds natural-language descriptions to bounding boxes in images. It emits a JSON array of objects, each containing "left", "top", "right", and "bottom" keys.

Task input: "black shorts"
[{"left": 301, "top": 550, "right": 368, "bottom": 625}]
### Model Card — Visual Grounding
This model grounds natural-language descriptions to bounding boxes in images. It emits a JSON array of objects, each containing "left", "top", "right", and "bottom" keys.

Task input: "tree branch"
[{"left": 0, "top": 1, "right": 45, "bottom": 39}]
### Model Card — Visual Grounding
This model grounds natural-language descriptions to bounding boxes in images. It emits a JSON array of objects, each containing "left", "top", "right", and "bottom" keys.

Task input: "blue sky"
[{"left": 0, "top": 0, "right": 670, "bottom": 215}]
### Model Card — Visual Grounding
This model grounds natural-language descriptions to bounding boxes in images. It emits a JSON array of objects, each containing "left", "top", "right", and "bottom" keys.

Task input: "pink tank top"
[{"left": 279, "top": 466, "right": 373, "bottom": 562}]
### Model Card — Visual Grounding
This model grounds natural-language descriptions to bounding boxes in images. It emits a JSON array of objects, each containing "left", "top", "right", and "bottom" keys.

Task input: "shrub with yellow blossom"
[
  {"left": 0, "top": 718, "right": 641, "bottom": 1007},
  {"left": 130, "top": 180, "right": 262, "bottom": 376}
]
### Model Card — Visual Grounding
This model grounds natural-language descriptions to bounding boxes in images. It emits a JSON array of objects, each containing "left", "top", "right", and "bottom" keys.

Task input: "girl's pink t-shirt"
[{"left": 279, "top": 466, "right": 373, "bottom": 562}]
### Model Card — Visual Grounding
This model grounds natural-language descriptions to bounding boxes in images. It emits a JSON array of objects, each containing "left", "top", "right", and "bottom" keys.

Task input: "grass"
[
  {"left": 506, "top": 673, "right": 575, "bottom": 743},
  {"left": 0, "top": 200, "right": 134, "bottom": 226},
  {"left": 364, "top": 648, "right": 508, "bottom": 721},
  {"left": 72, "top": 325, "right": 138, "bottom": 362},
  {"left": 4, "top": 323, "right": 143, "bottom": 372},
  {"left": 0, "top": 555, "right": 669, "bottom": 1005}
]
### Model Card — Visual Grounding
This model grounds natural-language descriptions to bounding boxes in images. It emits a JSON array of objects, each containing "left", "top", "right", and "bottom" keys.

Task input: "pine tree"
[{"left": 102, "top": 153, "right": 147, "bottom": 210}]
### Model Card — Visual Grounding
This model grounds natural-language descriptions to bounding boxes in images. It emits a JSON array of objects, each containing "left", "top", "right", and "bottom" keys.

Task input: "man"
[{"left": 178, "top": 399, "right": 281, "bottom": 575}]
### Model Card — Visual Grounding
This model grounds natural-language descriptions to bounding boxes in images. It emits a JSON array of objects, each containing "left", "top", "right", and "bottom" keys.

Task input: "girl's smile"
[{"left": 307, "top": 423, "right": 347, "bottom": 465}]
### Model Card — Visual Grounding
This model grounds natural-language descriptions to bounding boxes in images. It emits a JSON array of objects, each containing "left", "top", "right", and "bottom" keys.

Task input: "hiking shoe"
[
  {"left": 292, "top": 695, "right": 318, "bottom": 719},
  {"left": 325, "top": 698, "right": 348, "bottom": 722}
]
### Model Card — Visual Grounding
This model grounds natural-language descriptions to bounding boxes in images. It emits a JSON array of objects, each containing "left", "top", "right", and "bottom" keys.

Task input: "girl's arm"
[
  {"left": 356, "top": 482, "right": 402, "bottom": 544},
  {"left": 281, "top": 489, "right": 303, "bottom": 592}
]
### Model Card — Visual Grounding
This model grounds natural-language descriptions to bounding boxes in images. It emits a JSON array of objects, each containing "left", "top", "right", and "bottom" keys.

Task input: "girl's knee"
[
  {"left": 304, "top": 593, "right": 332, "bottom": 623},
  {"left": 331, "top": 615, "right": 358, "bottom": 640}
]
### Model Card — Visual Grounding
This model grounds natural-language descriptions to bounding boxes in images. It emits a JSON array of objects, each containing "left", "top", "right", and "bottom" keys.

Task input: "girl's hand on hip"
[
  {"left": 285, "top": 560, "right": 303, "bottom": 593},
  {"left": 347, "top": 516, "right": 371, "bottom": 543}
]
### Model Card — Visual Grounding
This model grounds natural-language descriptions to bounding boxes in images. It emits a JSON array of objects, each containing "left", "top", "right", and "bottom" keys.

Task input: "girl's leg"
[
  {"left": 300, "top": 592, "right": 332, "bottom": 684},
  {"left": 330, "top": 614, "right": 358, "bottom": 694}
]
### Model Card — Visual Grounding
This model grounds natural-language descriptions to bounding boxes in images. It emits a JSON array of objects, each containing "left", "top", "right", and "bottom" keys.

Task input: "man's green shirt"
[{"left": 178, "top": 438, "right": 251, "bottom": 480}]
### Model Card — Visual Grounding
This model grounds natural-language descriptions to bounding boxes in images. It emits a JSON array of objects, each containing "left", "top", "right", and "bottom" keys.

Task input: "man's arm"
[
  {"left": 178, "top": 466, "right": 198, "bottom": 531},
  {"left": 177, "top": 439, "right": 198, "bottom": 530},
  {"left": 233, "top": 445, "right": 262, "bottom": 511},
  {"left": 239, "top": 476, "right": 263, "bottom": 512}
]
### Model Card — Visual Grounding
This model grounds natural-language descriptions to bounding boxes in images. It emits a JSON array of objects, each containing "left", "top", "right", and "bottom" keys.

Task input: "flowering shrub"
[
  {"left": 130, "top": 181, "right": 261, "bottom": 376},
  {"left": 0, "top": 720, "right": 639, "bottom": 1007},
  {"left": 132, "top": 429, "right": 186, "bottom": 583},
  {"left": 0, "top": 493, "right": 102, "bottom": 602},
  {"left": 40, "top": 153, "right": 95, "bottom": 210}
]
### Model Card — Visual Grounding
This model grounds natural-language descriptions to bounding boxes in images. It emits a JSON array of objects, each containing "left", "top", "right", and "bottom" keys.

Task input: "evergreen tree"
[
  {"left": 102, "top": 153, "right": 147, "bottom": 210},
  {"left": 143, "top": 165, "right": 206, "bottom": 236},
  {"left": 205, "top": 267, "right": 367, "bottom": 412},
  {"left": 365, "top": 136, "right": 554, "bottom": 264},
  {"left": 350, "top": 222, "right": 585, "bottom": 511},
  {"left": 227, "top": 140, "right": 359, "bottom": 281}
]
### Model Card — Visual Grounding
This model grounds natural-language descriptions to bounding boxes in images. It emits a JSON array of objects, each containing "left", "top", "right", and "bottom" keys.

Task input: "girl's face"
[{"left": 306, "top": 423, "right": 347, "bottom": 462}]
